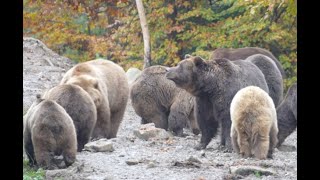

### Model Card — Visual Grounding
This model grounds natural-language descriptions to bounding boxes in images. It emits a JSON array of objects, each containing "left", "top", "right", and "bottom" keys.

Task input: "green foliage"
[
  {"left": 23, "top": 159, "right": 45, "bottom": 180},
  {"left": 254, "top": 170, "right": 262, "bottom": 178},
  {"left": 23, "top": 0, "right": 297, "bottom": 88}
]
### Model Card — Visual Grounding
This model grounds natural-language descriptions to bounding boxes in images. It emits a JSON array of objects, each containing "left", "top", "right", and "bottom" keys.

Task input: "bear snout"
[{"left": 165, "top": 70, "right": 175, "bottom": 81}]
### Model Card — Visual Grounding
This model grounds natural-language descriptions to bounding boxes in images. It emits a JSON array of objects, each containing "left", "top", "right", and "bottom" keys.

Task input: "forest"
[{"left": 23, "top": 0, "right": 297, "bottom": 89}]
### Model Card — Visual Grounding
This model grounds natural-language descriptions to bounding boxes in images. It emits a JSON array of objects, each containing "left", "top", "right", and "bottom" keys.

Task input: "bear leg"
[
  {"left": 188, "top": 108, "right": 200, "bottom": 135},
  {"left": 24, "top": 129, "right": 37, "bottom": 166},
  {"left": 252, "top": 136, "right": 269, "bottom": 160},
  {"left": 63, "top": 149, "right": 76, "bottom": 167},
  {"left": 77, "top": 128, "right": 92, "bottom": 152},
  {"left": 268, "top": 122, "right": 279, "bottom": 158},
  {"left": 34, "top": 149, "right": 57, "bottom": 170},
  {"left": 92, "top": 104, "right": 111, "bottom": 139},
  {"left": 230, "top": 126, "right": 240, "bottom": 153},
  {"left": 220, "top": 115, "right": 233, "bottom": 151},
  {"left": 109, "top": 107, "right": 127, "bottom": 138},
  {"left": 238, "top": 133, "right": 251, "bottom": 158},
  {"left": 194, "top": 97, "right": 218, "bottom": 150},
  {"left": 168, "top": 102, "right": 188, "bottom": 137}
]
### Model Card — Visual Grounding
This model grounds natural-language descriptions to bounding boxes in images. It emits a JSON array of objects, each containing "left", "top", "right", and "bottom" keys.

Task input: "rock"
[
  {"left": 187, "top": 156, "right": 202, "bottom": 164},
  {"left": 126, "top": 67, "right": 142, "bottom": 85},
  {"left": 277, "top": 144, "right": 297, "bottom": 152},
  {"left": 172, "top": 160, "right": 201, "bottom": 168},
  {"left": 200, "top": 150, "right": 206, "bottom": 157},
  {"left": 229, "top": 166, "right": 275, "bottom": 177},
  {"left": 147, "top": 161, "right": 156, "bottom": 168},
  {"left": 86, "top": 175, "right": 115, "bottom": 180},
  {"left": 125, "top": 159, "right": 139, "bottom": 165},
  {"left": 84, "top": 139, "right": 114, "bottom": 152},
  {"left": 46, "top": 162, "right": 95, "bottom": 180},
  {"left": 133, "top": 123, "right": 171, "bottom": 141},
  {"left": 222, "top": 174, "right": 244, "bottom": 180}
]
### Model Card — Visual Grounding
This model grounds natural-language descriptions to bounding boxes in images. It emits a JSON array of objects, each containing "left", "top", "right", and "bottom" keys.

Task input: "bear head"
[
  {"left": 65, "top": 75, "right": 102, "bottom": 107},
  {"left": 166, "top": 56, "right": 207, "bottom": 95}
]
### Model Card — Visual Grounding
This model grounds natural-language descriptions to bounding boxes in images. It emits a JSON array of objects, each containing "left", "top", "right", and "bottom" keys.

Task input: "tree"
[{"left": 135, "top": 0, "right": 151, "bottom": 69}]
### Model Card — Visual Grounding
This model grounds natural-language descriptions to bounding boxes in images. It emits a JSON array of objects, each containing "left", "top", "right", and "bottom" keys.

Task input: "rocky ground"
[
  {"left": 44, "top": 100, "right": 297, "bottom": 180},
  {"left": 23, "top": 38, "right": 297, "bottom": 180},
  {"left": 23, "top": 37, "right": 75, "bottom": 112}
]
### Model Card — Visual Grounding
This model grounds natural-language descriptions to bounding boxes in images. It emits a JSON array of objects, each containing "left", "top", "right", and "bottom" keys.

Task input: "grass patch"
[
  {"left": 23, "top": 159, "right": 45, "bottom": 180},
  {"left": 254, "top": 170, "right": 262, "bottom": 178}
]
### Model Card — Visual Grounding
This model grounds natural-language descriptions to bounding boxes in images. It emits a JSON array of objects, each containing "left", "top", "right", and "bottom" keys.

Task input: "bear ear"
[
  {"left": 184, "top": 54, "right": 192, "bottom": 59},
  {"left": 94, "top": 82, "right": 99, "bottom": 89},
  {"left": 92, "top": 79, "right": 99, "bottom": 89},
  {"left": 36, "top": 94, "right": 44, "bottom": 103},
  {"left": 193, "top": 56, "right": 204, "bottom": 67}
]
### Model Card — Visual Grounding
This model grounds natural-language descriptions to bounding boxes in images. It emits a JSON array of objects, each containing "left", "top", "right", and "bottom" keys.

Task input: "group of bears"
[
  {"left": 23, "top": 47, "right": 297, "bottom": 170},
  {"left": 132, "top": 47, "right": 296, "bottom": 160},
  {"left": 23, "top": 59, "right": 129, "bottom": 169}
]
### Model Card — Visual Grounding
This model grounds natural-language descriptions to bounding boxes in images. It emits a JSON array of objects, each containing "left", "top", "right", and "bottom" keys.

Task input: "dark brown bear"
[
  {"left": 166, "top": 56, "right": 269, "bottom": 150},
  {"left": 210, "top": 47, "right": 286, "bottom": 78},
  {"left": 130, "top": 65, "right": 199, "bottom": 136},
  {"left": 276, "top": 83, "right": 297, "bottom": 147}
]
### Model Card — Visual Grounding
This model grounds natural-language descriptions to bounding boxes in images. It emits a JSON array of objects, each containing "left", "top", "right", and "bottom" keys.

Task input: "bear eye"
[{"left": 94, "top": 82, "right": 99, "bottom": 89}]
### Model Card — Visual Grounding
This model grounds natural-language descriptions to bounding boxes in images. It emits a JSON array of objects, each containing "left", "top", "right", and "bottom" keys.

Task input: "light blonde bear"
[{"left": 230, "top": 86, "right": 278, "bottom": 159}]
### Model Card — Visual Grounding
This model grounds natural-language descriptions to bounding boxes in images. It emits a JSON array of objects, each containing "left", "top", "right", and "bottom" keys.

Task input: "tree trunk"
[{"left": 135, "top": 0, "right": 151, "bottom": 69}]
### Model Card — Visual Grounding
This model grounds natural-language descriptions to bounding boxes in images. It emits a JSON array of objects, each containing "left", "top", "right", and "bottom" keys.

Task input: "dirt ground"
[
  {"left": 44, "top": 100, "right": 297, "bottom": 180},
  {"left": 23, "top": 37, "right": 297, "bottom": 180}
]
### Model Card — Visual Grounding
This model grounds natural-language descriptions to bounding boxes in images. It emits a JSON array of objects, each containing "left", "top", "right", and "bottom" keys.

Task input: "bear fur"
[
  {"left": 210, "top": 47, "right": 286, "bottom": 78},
  {"left": 166, "top": 56, "right": 269, "bottom": 150},
  {"left": 23, "top": 95, "right": 77, "bottom": 169},
  {"left": 42, "top": 84, "right": 97, "bottom": 151},
  {"left": 185, "top": 54, "right": 283, "bottom": 107},
  {"left": 60, "top": 59, "right": 129, "bottom": 139},
  {"left": 130, "top": 65, "right": 199, "bottom": 136},
  {"left": 276, "top": 83, "right": 297, "bottom": 147},
  {"left": 246, "top": 54, "right": 283, "bottom": 107},
  {"left": 230, "top": 86, "right": 278, "bottom": 159}
]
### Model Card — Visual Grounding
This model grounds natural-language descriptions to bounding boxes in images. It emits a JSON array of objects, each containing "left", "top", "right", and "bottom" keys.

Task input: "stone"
[
  {"left": 229, "top": 166, "right": 275, "bottom": 176},
  {"left": 84, "top": 139, "right": 114, "bottom": 152},
  {"left": 125, "top": 159, "right": 139, "bottom": 165},
  {"left": 133, "top": 123, "right": 171, "bottom": 141},
  {"left": 126, "top": 67, "right": 142, "bottom": 85}
]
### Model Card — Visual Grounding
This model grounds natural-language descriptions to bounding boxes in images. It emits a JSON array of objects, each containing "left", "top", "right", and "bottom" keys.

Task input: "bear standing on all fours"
[
  {"left": 276, "top": 83, "right": 297, "bottom": 147},
  {"left": 210, "top": 47, "right": 286, "bottom": 78},
  {"left": 166, "top": 56, "right": 270, "bottom": 151},
  {"left": 230, "top": 86, "right": 278, "bottom": 159},
  {"left": 42, "top": 84, "right": 97, "bottom": 151},
  {"left": 60, "top": 59, "right": 129, "bottom": 139},
  {"left": 245, "top": 54, "right": 283, "bottom": 107},
  {"left": 23, "top": 95, "right": 77, "bottom": 169},
  {"left": 185, "top": 53, "right": 283, "bottom": 107},
  {"left": 130, "top": 65, "right": 200, "bottom": 136}
]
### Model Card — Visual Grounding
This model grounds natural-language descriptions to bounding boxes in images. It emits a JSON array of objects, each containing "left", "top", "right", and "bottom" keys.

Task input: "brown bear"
[
  {"left": 23, "top": 95, "right": 77, "bottom": 169},
  {"left": 130, "top": 65, "right": 199, "bottom": 136},
  {"left": 42, "top": 84, "right": 97, "bottom": 151},
  {"left": 230, "top": 86, "right": 278, "bottom": 159},
  {"left": 185, "top": 53, "right": 283, "bottom": 107},
  {"left": 166, "top": 56, "right": 270, "bottom": 151},
  {"left": 276, "top": 83, "right": 297, "bottom": 147},
  {"left": 60, "top": 59, "right": 129, "bottom": 139},
  {"left": 210, "top": 47, "right": 286, "bottom": 78},
  {"left": 246, "top": 54, "right": 283, "bottom": 107}
]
